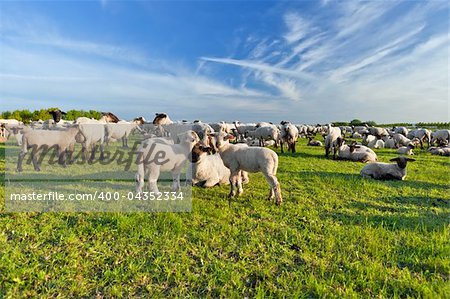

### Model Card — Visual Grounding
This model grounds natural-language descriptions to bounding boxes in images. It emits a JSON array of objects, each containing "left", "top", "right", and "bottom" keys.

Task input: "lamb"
[
  {"left": 74, "top": 117, "right": 112, "bottom": 162},
  {"left": 233, "top": 121, "right": 257, "bottom": 141},
  {"left": 367, "top": 126, "right": 389, "bottom": 138},
  {"left": 307, "top": 136, "right": 323, "bottom": 146},
  {"left": 352, "top": 132, "right": 363, "bottom": 139},
  {"left": 324, "top": 124, "right": 342, "bottom": 159},
  {"left": 393, "top": 126, "right": 409, "bottom": 136},
  {"left": 382, "top": 136, "right": 397, "bottom": 149},
  {"left": 17, "top": 125, "right": 81, "bottom": 172},
  {"left": 392, "top": 133, "right": 415, "bottom": 147},
  {"left": 209, "top": 132, "right": 282, "bottom": 205},
  {"left": 280, "top": 122, "right": 299, "bottom": 153},
  {"left": 336, "top": 138, "right": 377, "bottom": 162},
  {"left": 431, "top": 129, "right": 450, "bottom": 146},
  {"left": 186, "top": 143, "right": 249, "bottom": 187},
  {"left": 135, "top": 130, "right": 199, "bottom": 194},
  {"left": 4, "top": 125, "right": 24, "bottom": 145},
  {"left": 105, "top": 120, "right": 143, "bottom": 148},
  {"left": 360, "top": 156, "right": 415, "bottom": 180},
  {"left": 397, "top": 144, "right": 415, "bottom": 155}
]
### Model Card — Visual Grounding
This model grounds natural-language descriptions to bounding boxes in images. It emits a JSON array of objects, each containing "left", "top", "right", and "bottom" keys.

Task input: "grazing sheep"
[
  {"left": 17, "top": 125, "right": 81, "bottom": 172},
  {"left": 247, "top": 126, "right": 280, "bottom": 148},
  {"left": 135, "top": 131, "right": 199, "bottom": 194},
  {"left": 431, "top": 129, "right": 450, "bottom": 146},
  {"left": 307, "top": 136, "right": 322, "bottom": 146},
  {"left": 392, "top": 133, "right": 415, "bottom": 147},
  {"left": 325, "top": 124, "right": 342, "bottom": 159},
  {"left": 105, "top": 121, "right": 143, "bottom": 147},
  {"left": 209, "top": 132, "right": 282, "bottom": 205},
  {"left": 186, "top": 143, "right": 249, "bottom": 187},
  {"left": 393, "top": 126, "right": 409, "bottom": 136},
  {"left": 407, "top": 128, "right": 431, "bottom": 149},
  {"left": 367, "top": 126, "right": 389, "bottom": 138},
  {"left": 336, "top": 138, "right": 377, "bottom": 163},
  {"left": 280, "top": 122, "right": 299, "bottom": 153},
  {"left": 397, "top": 144, "right": 415, "bottom": 155},
  {"left": 360, "top": 157, "right": 415, "bottom": 180}
]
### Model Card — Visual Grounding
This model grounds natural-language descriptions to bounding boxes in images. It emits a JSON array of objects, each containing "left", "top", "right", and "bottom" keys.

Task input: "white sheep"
[
  {"left": 428, "top": 146, "right": 450, "bottom": 156},
  {"left": 135, "top": 130, "right": 199, "bottom": 194},
  {"left": 307, "top": 136, "right": 323, "bottom": 146},
  {"left": 382, "top": 136, "right": 397, "bottom": 149},
  {"left": 325, "top": 124, "right": 342, "bottom": 159},
  {"left": 105, "top": 120, "right": 143, "bottom": 148},
  {"left": 367, "top": 138, "right": 385, "bottom": 149},
  {"left": 360, "top": 156, "right": 415, "bottom": 180},
  {"left": 209, "top": 132, "right": 282, "bottom": 205},
  {"left": 397, "top": 144, "right": 415, "bottom": 155},
  {"left": 247, "top": 126, "right": 280, "bottom": 148},
  {"left": 431, "top": 129, "right": 450, "bottom": 146},
  {"left": 186, "top": 143, "right": 249, "bottom": 187},
  {"left": 407, "top": 128, "right": 431, "bottom": 148},
  {"left": 336, "top": 138, "right": 377, "bottom": 163},
  {"left": 17, "top": 125, "right": 81, "bottom": 172},
  {"left": 280, "top": 122, "right": 299, "bottom": 153}
]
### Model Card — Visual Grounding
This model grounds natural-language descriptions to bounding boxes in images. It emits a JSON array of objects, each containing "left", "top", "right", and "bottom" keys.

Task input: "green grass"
[{"left": 0, "top": 138, "right": 449, "bottom": 297}]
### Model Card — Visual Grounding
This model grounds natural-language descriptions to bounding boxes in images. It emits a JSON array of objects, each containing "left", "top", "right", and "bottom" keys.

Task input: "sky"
[{"left": 0, "top": 0, "right": 448, "bottom": 123}]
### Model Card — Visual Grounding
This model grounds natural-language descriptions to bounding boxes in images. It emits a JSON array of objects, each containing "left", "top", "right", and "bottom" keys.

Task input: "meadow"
[{"left": 0, "top": 138, "right": 449, "bottom": 297}]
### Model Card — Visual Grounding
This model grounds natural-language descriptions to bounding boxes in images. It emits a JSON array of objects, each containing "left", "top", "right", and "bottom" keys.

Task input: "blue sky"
[{"left": 0, "top": 0, "right": 448, "bottom": 123}]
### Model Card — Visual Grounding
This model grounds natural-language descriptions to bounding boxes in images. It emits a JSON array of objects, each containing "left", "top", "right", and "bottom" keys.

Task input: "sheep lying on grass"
[
  {"left": 209, "top": 132, "right": 282, "bottom": 205},
  {"left": 397, "top": 144, "right": 415, "bottom": 155},
  {"left": 360, "top": 156, "right": 415, "bottom": 180},
  {"left": 186, "top": 142, "right": 249, "bottom": 187},
  {"left": 307, "top": 136, "right": 322, "bottom": 147},
  {"left": 17, "top": 125, "right": 80, "bottom": 172},
  {"left": 336, "top": 138, "right": 377, "bottom": 163},
  {"left": 428, "top": 146, "right": 450, "bottom": 156}
]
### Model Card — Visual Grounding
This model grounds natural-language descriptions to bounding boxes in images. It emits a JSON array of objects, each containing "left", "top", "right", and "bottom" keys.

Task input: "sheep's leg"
[
  {"left": 264, "top": 173, "right": 282, "bottom": 205},
  {"left": 325, "top": 146, "right": 330, "bottom": 158},
  {"left": 31, "top": 149, "right": 41, "bottom": 171},
  {"left": 228, "top": 173, "right": 238, "bottom": 198},
  {"left": 171, "top": 171, "right": 181, "bottom": 192},
  {"left": 99, "top": 143, "right": 105, "bottom": 161},
  {"left": 234, "top": 170, "right": 243, "bottom": 196},
  {"left": 58, "top": 149, "right": 67, "bottom": 167},
  {"left": 17, "top": 151, "right": 27, "bottom": 172},
  {"left": 148, "top": 166, "right": 160, "bottom": 193},
  {"left": 280, "top": 140, "right": 284, "bottom": 153}
]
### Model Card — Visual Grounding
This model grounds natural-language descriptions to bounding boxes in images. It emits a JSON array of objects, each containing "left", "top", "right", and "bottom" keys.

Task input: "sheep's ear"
[
  {"left": 406, "top": 158, "right": 416, "bottom": 162},
  {"left": 353, "top": 145, "right": 361, "bottom": 148},
  {"left": 390, "top": 157, "right": 400, "bottom": 162}
]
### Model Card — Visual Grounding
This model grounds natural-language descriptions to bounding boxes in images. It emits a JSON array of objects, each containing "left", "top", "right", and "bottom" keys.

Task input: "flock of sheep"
[{"left": 1, "top": 110, "right": 449, "bottom": 205}]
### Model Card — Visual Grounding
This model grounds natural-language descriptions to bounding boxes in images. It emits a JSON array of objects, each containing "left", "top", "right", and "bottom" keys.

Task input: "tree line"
[{"left": 0, "top": 108, "right": 102, "bottom": 124}]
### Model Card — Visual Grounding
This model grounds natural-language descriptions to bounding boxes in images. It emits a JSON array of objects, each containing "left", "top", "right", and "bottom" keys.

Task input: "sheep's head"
[
  {"left": 208, "top": 132, "right": 234, "bottom": 151},
  {"left": 180, "top": 130, "right": 200, "bottom": 145},
  {"left": 390, "top": 157, "right": 415, "bottom": 169}
]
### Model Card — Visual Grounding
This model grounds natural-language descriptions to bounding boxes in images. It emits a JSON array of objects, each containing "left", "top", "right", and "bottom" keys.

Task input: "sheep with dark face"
[
  {"left": 307, "top": 136, "right": 323, "bottom": 146},
  {"left": 360, "top": 157, "right": 415, "bottom": 180},
  {"left": 397, "top": 143, "right": 415, "bottom": 155},
  {"left": 336, "top": 138, "right": 377, "bottom": 163},
  {"left": 152, "top": 113, "right": 173, "bottom": 125},
  {"left": 49, "top": 109, "right": 67, "bottom": 123}
]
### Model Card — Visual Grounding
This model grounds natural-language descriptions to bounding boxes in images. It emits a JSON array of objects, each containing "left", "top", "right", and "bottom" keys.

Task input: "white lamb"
[
  {"left": 209, "top": 132, "right": 282, "bottom": 205},
  {"left": 135, "top": 130, "right": 199, "bottom": 194},
  {"left": 360, "top": 157, "right": 415, "bottom": 180},
  {"left": 325, "top": 124, "right": 342, "bottom": 159},
  {"left": 336, "top": 138, "right": 377, "bottom": 163},
  {"left": 397, "top": 144, "right": 415, "bottom": 155}
]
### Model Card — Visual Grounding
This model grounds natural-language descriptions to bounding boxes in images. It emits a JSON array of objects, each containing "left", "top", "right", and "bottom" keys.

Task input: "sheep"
[
  {"left": 49, "top": 109, "right": 67, "bottom": 123},
  {"left": 3, "top": 125, "right": 24, "bottom": 145},
  {"left": 382, "top": 136, "right": 397, "bottom": 149},
  {"left": 280, "top": 122, "right": 299, "bottom": 153},
  {"left": 152, "top": 113, "right": 173, "bottom": 125},
  {"left": 392, "top": 133, "right": 415, "bottom": 147},
  {"left": 186, "top": 142, "right": 249, "bottom": 187},
  {"left": 105, "top": 120, "right": 143, "bottom": 148},
  {"left": 247, "top": 126, "right": 280, "bottom": 148},
  {"left": 431, "top": 129, "right": 450, "bottom": 146},
  {"left": 135, "top": 130, "right": 199, "bottom": 194},
  {"left": 307, "top": 136, "right": 323, "bottom": 146},
  {"left": 324, "top": 124, "right": 342, "bottom": 159},
  {"left": 360, "top": 156, "right": 415, "bottom": 180},
  {"left": 393, "top": 126, "right": 409, "bottom": 136},
  {"left": 428, "top": 146, "right": 450, "bottom": 156},
  {"left": 233, "top": 121, "right": 257, "bottom": 141},
  {"left": 407, "top": 128, "right": 431, "bottom": 149},
  {"left": 17, "top": 125, "right": 81, "bottom": 172},
  {"left": 209, "top": 131, "right": 282, "bottom": 205},
  {"left": 362, "top": 133, "right": 377, "bottom": 146},
  {"left": 397, "top": 144, "right": 415, "bottom": 155},
  {"left": 352, "top": 132, "right": 363, "bottom": 139},
  {"left": 336, "top": 138, "right": 377, "bottom": 162},
  {"left": 366, "top": 126, "right": 389, "bottom": 138},
  {"left": 74, "top": 117, "right": 112, "bottom": 162},
  {"left": 367, "top": 138, "right": 385, "bottom": 149}
]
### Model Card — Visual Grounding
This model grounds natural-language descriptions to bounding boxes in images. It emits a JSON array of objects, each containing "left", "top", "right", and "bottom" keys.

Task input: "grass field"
[{"left": 0, "top": 138, "right": 449, "bottom": 297}]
